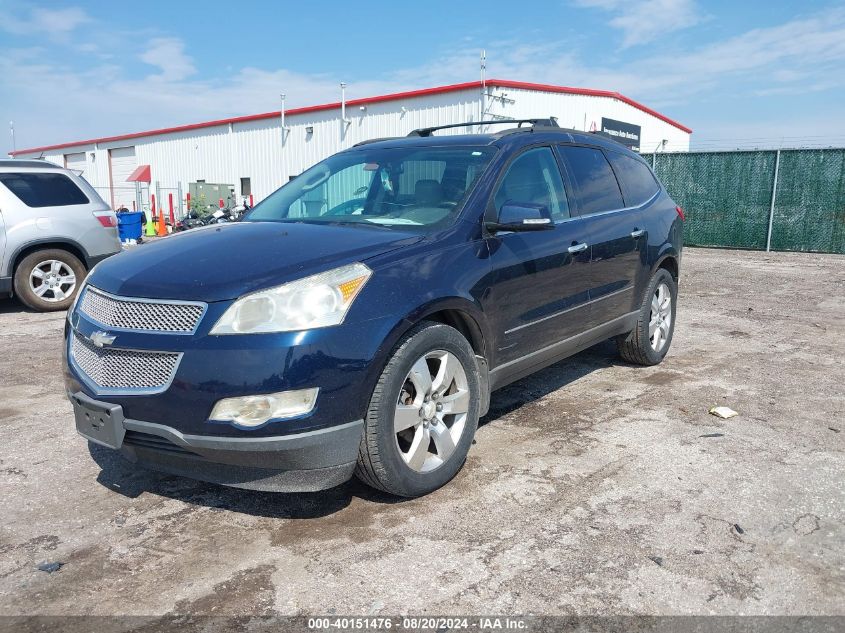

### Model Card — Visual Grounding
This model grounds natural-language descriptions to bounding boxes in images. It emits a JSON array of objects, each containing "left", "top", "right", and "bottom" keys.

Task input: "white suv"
[{"left": 0, "top": 159, "right": 122, "bottom": 311}]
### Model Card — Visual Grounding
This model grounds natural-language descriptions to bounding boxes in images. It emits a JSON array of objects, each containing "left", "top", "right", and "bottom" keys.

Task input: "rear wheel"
[
  {"left": 355, "top": 322, "right": 480, "bottom": 497},
  {"left": 617, "top": 268, "right": 677, "bottom": 366},
  {"left": 13, "top": 249, "right": 86, "bottom": 312}
]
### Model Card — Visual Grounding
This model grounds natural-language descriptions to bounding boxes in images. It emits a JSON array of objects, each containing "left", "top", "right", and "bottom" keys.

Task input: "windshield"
[{"left": 246, "top": 146, "right": 497, "bottom": 231}]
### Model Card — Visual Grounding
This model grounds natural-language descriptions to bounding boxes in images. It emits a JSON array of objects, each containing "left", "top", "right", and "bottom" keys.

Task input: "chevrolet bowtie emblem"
[{"left": 90, "top": 331, "right": 116, "bottom": 348}]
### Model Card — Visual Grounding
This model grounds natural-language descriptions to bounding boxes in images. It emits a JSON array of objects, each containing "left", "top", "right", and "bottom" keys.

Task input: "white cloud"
[
  {"left": 140, "top": 37, "right": 196, "bottom": 81},
  {"left": 30, "top": 7, "right": 90, "bottom": 34},
  {"left": 633, "top": 8, "right": 845, "bottom": 102},
  {"left": 3, "top": 8, "right": 845, "bottom": 153},
  {"left": 479, "top": 8, "right": 845, "bottom": 105},
  {"left": 0, "top": 6, "right": 91, "bottom": 37},
  {"left": 574, "top": 0, "right": 702, "bottom": 47}
]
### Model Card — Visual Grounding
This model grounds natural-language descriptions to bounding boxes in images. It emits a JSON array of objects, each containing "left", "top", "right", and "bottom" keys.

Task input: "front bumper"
[
  {"left": 64, "top": 299, "right": 397, "bottom": 438},
  {"left": 62, "top": 286, "right": 400, "bottom": 491},
  {"left": 72, "top": 390, "right": 363, "bottom": 492}
]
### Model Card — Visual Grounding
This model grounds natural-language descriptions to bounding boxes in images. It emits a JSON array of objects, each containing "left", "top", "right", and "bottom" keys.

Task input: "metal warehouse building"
[{"left": 10, "top": 79, "right": 691, "bottom": 211}]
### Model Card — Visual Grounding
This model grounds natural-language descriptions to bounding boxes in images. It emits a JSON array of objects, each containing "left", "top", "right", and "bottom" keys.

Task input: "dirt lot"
[{"left": 0, "top": 248, "right": 843, "bottom": 618}]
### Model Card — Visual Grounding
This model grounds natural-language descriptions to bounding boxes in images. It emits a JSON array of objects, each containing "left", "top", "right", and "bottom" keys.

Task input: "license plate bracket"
[{"left": 72, "top": 393, "right": 125, "bottom": 449}]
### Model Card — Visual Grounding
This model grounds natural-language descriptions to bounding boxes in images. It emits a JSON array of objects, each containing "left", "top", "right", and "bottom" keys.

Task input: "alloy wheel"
[
  {"left": 29, "top": 259, "right": 77, "bottom": 303},
  {"left": 649, "top": 282, "right": 672, "bottom": 352},
  {"left": 393, "top": 350, "right": 470, "bottom": 473}
]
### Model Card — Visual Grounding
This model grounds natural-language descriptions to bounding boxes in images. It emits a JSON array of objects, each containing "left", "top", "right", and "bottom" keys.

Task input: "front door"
[{"left": 483, "top": 147, "right": 592, "bottom": 366}]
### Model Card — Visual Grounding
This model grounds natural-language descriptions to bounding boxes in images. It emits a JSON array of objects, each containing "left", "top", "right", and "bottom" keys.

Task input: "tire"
[
  {"left": 355, "top": 321, "right": 481, "bottom": 497},
  {"left": 616, "top": 268, "right": 677, "bottom": 366},
  {"left": 13, "top": 249, "right": 86, "bottom": 312}
]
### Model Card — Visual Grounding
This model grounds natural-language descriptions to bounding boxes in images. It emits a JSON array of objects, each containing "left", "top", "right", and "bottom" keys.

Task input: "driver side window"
[{"left": 494, "top": 147, "right": 570, "bottom": 221}]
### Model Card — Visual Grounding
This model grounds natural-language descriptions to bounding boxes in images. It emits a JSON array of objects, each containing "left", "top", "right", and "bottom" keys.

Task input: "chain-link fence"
[{"left": 643, "top": 148, "right": 845, "bottom": 254}]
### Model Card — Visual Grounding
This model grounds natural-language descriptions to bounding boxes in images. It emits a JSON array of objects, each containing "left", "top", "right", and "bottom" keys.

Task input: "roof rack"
[
  {"left": 588, "top": 129, "right": 632, "bottom": 148},
  {"left": 353, "top": 137, "right": 400, "bottom": 147},
  {"left": 407, "top": 118, "right": 559, "bottom": 137}
]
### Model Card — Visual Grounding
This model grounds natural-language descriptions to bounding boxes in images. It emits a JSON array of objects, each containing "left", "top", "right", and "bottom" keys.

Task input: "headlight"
[
  {"left": 67, "top": 264, "right": 97, "bottom": 320},
  {"left": 67, "top": 281, "right": 86, "bottom": 318},
  {"left": 210, "top": 263, "right": 372, "bottom": 334}
]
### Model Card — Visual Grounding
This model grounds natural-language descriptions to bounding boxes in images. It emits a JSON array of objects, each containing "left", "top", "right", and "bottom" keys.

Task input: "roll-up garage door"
[
  {"left": 64, "top": 152, "right": 86, "bottom": 175},
  {"left": 109, "top": 146, "right": 137, "bottom": 209}
]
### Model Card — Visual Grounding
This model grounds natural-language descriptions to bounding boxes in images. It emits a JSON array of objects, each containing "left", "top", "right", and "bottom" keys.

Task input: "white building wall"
[
  {"left": 88, "top": 148, "right": 110, "bottom": 195},
  {"left": 14, "top": 85, "right": 689, "bottom": 211},
  {"left": 38, "top": 147, "right": 111, "bottom": 201},
  {"left": 484, "top": 86, "right": 690, "bottom": 153},
  {"left": 279, "top": 87, "right": 483, "bottom": 186},
  {"left": 41, "top": 152, "right": 66, "bottom": 170}
]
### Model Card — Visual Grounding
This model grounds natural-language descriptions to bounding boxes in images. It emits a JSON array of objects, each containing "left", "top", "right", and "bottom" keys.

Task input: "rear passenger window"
[
  {"left": 0, "top": 172, "right": 89, "bottom": 208},
  {"left": 606, "top": 151, "right": 660, "bottom": 206},
  {"left": 557, "top": 146, "right": 624, "bottom": 215}
]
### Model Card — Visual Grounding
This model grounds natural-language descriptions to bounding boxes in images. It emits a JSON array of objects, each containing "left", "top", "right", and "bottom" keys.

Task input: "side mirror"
[{"left": 486, "top": 203, "right": 554, "bottom": 233}]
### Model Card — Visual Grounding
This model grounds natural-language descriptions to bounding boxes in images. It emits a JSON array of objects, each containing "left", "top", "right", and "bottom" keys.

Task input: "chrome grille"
[
  {"left": 70, "top": 333, "right": 181, "bottom": 391},
  {"left": 79, "top": 287, "right": 205, "bottom": 333}
]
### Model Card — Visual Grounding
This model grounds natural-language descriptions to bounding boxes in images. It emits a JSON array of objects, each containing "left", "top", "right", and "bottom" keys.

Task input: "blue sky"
[{"left": 2, "top": 0, "right": 845, "bottom": 154}]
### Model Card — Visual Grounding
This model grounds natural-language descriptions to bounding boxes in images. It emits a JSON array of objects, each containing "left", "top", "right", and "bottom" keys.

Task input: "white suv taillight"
[{"left": 93, "top": 211, "right": 117, "bottom": 228}]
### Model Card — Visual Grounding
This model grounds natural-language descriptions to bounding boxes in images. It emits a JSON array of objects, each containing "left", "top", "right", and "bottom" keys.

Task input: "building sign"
[{"left": 601, "top": 117, "right": 641, "bottom": 151}]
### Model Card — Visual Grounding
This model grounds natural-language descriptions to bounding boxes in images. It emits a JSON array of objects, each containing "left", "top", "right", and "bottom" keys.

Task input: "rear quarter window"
[
  {"left": 606, "top": 151, "right": 660, "bottom": 206},
  {"left": 0, "top": 172, "right": 90, "bottom": 208},
  {"left": 557, "top": 145, "right": 624, "bottom": 215}
]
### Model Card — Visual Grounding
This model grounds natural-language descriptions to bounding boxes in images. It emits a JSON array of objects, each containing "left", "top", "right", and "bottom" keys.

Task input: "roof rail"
[
  {"left": 589, "top": 129, "right": 632, "bottom": 148},
  {"left": 407, "top": 118, "right": 559, "bottom": 137},
  {"left": 0, "top": 158, "right": 60, "bottom": 169},
  {"left": 353, "top": 137, "right": 400, "bottom": 147}
]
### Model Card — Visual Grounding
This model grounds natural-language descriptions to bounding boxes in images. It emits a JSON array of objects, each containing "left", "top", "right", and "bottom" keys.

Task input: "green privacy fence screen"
[{"left": 641, "top": 149, "right": 845, "bottom": 254}]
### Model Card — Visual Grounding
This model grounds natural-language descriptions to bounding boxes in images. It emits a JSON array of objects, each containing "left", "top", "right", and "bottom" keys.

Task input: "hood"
[{"left": 88, "top": 221, "right": 421, "bottom": 302}]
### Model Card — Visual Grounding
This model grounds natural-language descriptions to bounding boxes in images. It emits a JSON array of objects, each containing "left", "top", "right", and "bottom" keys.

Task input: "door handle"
[
  {"left": 631, "top": 229, "right": 645, "bottom": 238},
  {"left": 567, "top": 242, "right": 588, "bottom": 254}
]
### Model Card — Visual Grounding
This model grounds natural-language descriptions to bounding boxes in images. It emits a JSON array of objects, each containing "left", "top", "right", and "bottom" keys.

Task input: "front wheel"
[
  {"left": 617, "top": 268, "right": 678, "bottom": 366},
  {"left": 355, "top": 322, "right": 481, "bottom": 497}
]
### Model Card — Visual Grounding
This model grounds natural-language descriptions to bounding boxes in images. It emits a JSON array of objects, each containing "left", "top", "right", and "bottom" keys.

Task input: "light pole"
[
  {"left": 9, "top": 121, "right": 15, "bottom": 154},
  {"left": 652, "top": 139, "right": 667, "bottom": 169},
  {"left": 480, "top": 49, "right": 487, "bottom": 133}
]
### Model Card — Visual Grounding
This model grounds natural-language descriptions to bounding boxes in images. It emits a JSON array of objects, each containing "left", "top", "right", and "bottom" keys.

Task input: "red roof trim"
[
  {"left": 490, "top": 79, "right": 693, "bottom": 134},
  {"left": 10, "top": 79, "right": 690, "bottom": 155}
]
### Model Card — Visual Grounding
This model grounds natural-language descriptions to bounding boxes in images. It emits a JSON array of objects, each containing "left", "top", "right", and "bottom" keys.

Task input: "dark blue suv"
[{"left": 64, "top": 119, "right": 683, "bottom": 498}]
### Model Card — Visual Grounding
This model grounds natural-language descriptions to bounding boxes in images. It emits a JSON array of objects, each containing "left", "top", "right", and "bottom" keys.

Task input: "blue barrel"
[{"left": 117, "top": 211, "right": 144, "bottom": 241}]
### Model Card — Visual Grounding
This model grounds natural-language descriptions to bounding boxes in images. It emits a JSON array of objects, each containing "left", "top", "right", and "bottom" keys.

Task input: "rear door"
[
  {"left": 557, "top": 144, "right": 645, "bottom": 328},
  {"left": 604, "top": 149, "right": 663, "bottom": 301},
  {"left": 483, "top": 146, "right": 592, "bottom": 366}
]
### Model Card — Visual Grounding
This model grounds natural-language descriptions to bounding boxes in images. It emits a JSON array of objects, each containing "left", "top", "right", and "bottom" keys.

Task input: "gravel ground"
[{"left": 0, "top": 247, "right": 843, "bottom": 618}]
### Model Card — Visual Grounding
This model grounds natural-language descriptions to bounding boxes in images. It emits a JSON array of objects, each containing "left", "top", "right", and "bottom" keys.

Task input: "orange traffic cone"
[{"left": 156, "top": 207, "right": 167, "bottom": 236}]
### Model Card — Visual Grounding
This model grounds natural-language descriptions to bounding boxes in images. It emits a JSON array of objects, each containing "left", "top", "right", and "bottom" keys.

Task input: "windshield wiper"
[{"left": 323, "top": 219, "right": 396, "bottom": 231}]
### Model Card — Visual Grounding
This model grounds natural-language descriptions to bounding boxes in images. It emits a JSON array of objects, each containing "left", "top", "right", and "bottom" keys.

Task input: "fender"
[
  {"left": 374, "top": 295, "right": 491, "bottom": 364},
  {"left": 410, "top": 296, "right": 492, "bottom": 354},
  {"left": 652, "top": 244, "right": 680, "bottom": 279},
  {"left": 650, "top": 211, "right": 684, "bottom": 276},
  {"left": 360, "top": 295, "right": 494, "bottom": 419},
  {"left": 5, "top": 237, "right": 94, "bottom": 278}
]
